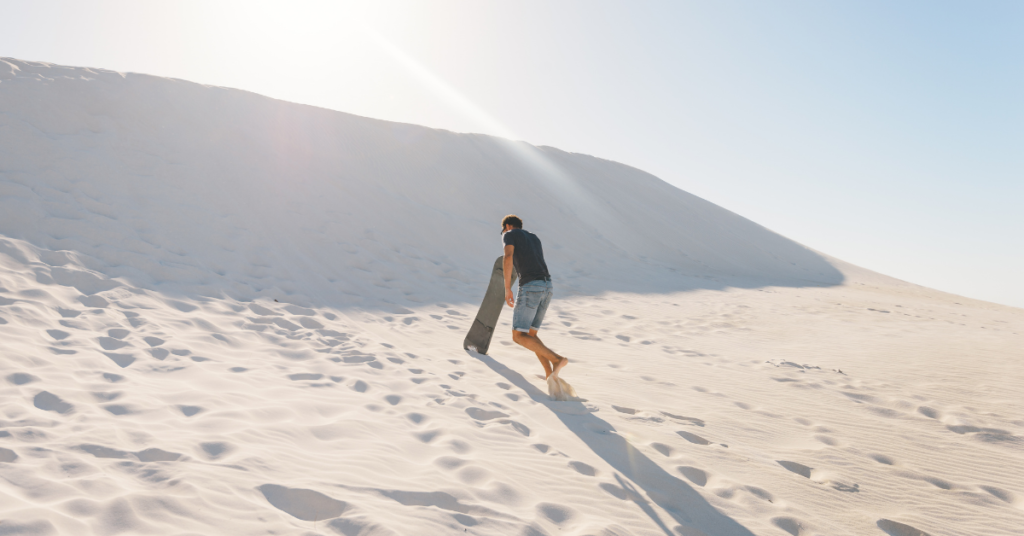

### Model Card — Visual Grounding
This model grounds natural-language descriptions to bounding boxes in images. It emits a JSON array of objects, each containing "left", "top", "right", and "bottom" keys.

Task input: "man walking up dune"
[{"left": 501, "top": 215, "right": 568, "bottom": 379}]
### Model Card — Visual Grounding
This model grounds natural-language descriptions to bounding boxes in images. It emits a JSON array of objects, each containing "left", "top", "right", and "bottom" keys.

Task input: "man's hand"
[{"left": 505, "top": 287, "right": 514, "bottom": 307}]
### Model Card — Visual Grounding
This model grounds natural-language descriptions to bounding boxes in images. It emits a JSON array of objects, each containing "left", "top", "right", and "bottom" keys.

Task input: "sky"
[{"left": 2, "top": 0, "right": 1022, "bottom": 308}]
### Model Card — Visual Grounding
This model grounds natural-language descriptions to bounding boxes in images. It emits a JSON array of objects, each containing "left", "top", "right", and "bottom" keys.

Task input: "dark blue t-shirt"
[{"left": 502, "top": 228, "right": 551, "bottom": 286}]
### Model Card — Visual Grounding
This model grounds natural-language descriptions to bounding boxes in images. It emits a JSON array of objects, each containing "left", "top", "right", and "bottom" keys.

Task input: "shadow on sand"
[{"left": 467, "top": 350, "right": 756, "bottom": 536}]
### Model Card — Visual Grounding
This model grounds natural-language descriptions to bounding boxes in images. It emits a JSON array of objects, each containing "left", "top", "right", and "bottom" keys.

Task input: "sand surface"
[{"left": 1, "top": 58, "right": 1022, "bottom": 536}]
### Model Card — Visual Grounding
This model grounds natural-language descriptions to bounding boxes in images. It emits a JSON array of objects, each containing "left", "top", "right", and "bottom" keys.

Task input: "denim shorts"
[{"left": 513, "top": 279, "right": 553, "bottom": 333}]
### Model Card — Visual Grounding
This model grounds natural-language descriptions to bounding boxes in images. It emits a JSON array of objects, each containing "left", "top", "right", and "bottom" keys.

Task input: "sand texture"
[{"left": 1, "top": 57, "right": 1022, "bottom": 536}]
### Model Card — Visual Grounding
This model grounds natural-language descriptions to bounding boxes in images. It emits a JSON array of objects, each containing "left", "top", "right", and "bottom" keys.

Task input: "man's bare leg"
[
  {"left": 512, "top": 329, "right": 567, "bottom": 378},
  {"left": 536, "top": 355, "right": 553, "bottom": 378},
  {"left": 527, "top": 328, "right": 554, "bottom": 378}
]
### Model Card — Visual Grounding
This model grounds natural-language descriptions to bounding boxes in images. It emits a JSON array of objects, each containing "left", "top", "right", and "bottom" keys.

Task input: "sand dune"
[{"left": 1, "top": 58, "right": 1022, "bottom": 536}]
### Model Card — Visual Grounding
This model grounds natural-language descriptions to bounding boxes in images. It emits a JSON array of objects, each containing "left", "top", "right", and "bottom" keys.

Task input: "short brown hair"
[{"left": 501, "top": 214, "right": 523, "bottom": 233}]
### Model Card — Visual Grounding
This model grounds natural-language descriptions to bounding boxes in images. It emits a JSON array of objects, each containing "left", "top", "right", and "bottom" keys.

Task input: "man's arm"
[{"left": 503, "top": 244, "right": 515, "bottom": 307}]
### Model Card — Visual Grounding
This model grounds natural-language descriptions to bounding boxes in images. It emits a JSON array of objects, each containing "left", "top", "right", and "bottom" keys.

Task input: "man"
[{"left": 501, "top": 214, "right": 568, "bottom": 379}]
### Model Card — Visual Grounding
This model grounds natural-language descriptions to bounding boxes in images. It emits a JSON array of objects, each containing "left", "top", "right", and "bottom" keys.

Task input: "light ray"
[{"left": 361, "top": 24, "right": 614, "bottom": 235}]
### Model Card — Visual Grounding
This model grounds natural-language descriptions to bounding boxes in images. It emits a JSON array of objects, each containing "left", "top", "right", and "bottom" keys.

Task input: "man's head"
[{"left": 501, "top": 214, "right": 523, "bottom": 234}]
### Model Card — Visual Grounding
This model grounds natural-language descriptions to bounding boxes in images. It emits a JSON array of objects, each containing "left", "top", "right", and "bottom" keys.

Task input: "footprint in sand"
[
  {"left": 77, "top": 444, "right": 181, "bottom": 462},
  {"left": 870, "top": 454, "right": 896, "bottom": 465},
  {"left": 178, "top": 405, "right": 203, "bottom": 417},
  {"left": 569, "top": 330, "right": 600, "bottom": 341},
  {"left": 57, "top": 307, "right": 81, "bottom": 318},
  {"left": 433, "top": 456, "right": 467, "bottom": 471},
  {"left": 105, "top": 353, "right": 136, "bottom": 368},
  {"left": 677, "top": 466, "right": 708, "bottom": 486},
  {"left": 77, "top": 444, "right": 132, "bottom": 459},
  {"left": 288, "top": 373, "right": 323, "bottom": 381},
  {"left": 650, "top": 443, "right": 673, "bottom": 457},
  {"left": 91, "top": 392, "right": 121, "bottom": 402},
  {"left": 46, "top": 329, "right": 70, "bottom": 340},
  {"left": 108, "top": 328, "right": 130, "bottom": 339},
  {"left": 123, "top": 311, "right": 146, "bottom": 328},
  {"left": 98, "top": 337, "right": 130, "bottom": 351},
  {"left": 536, "top": 502, "right": 577, "bottom": 527},
  {"left": 877, "top": 519, "right": 931, "bottom": 536},
  {"left": 299, "top": 317, "right": 324, "bottom": 329},
  {"left": 745, "top": 485, "right": 774, "bottom": 502},
  {"left": 78, "top": 295, "right": 109, "bottom": 308},
  {"left": 0, "top": 448, "right": 17, "bottom": 462},
  {"left": 979, "top": 485, "right": 1018, "bottom": 506},
  {"left": 568, "top": 461, "right": 598, "bottom": 476},
  {"left": 661, "top": 412, "right": 705, "bottom": 426},
  {"left": 465, "top": 407, "right": 508, "bottom": 421},
  {"left": 415, "top": 430, "right": 441, "bottom": 443},
  {"left": 814, "top": 435, "right": 839, "bottom": 446},
  {"left": 772, "top": 516, "right": 810, "bottom": 536},
  {"left": 339, "top": 353, "right": 376, "bottom": 364},
  {"left": 944, "top": 424, "right": 1020, "bottom": 444},
  {"left": 446, "top": 438, "right": 472, "bottom": 454},
  {"left": 271, "top": 318, "right": 301, "bottom": 331},
  {"left": 135, "top": 448, "right": 181, "bottom": 462},
  {"left": 677, "top": 431, "right": 711, "bottom": 445},
  {"left": 777, "top": 460, "right": 813, "bottom": 478},
  {"left": 199, "top": 442, "right": 233, "bottom": 460},
  {"left": 920, "top": 475, "right": 953, "bottom": 490},
  {"left": 248, "top": 303, "right": 280, "bottom": 316},
  {"left": 457, "top": 465, "right": 491, "bottom": 484},
  {"left": 34, "top": 391, "right": 74, "bottom": 414},
  {"left": 103, "top": 404, "right": 134, "bottom": 415},
  {"left": 259, "top": 484, "right": 349, "bottom": 522},
  {"left": 6, "top": 373, "right": 38, "bottom": 385}
]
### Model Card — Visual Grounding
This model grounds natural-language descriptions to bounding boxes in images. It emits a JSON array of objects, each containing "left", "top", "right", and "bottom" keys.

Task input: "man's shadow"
[{"left": 466, "top": 350, "right": 756, "bottom": 536}]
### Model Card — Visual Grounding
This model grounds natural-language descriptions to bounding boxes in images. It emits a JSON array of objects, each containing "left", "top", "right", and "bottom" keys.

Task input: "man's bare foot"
[{"left": 552, "top": 356, "right": 568, "bottom": 378}]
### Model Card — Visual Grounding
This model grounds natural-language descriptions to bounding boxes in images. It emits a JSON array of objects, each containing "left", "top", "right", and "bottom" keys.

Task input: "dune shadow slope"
[{"left": 0, "top": 57, "right": 842, "bottom": 310}]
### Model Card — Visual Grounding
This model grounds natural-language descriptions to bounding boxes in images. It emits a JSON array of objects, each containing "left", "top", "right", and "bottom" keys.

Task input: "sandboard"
[{"left": 464, "top": 256, "right": 517, "bottom": 354}]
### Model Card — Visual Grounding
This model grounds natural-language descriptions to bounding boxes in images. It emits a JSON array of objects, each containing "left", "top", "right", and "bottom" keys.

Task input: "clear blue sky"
[{"left": 3, "top": 1, "right": 1022, "bottom": 308}]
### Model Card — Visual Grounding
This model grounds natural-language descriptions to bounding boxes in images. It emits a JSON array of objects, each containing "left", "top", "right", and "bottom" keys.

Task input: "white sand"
[{"left": 1, "top": 58, "right": 1022, "bottom": 536}]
